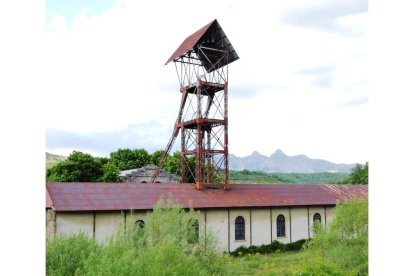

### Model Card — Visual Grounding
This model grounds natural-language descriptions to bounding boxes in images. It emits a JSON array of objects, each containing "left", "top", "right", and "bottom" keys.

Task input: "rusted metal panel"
[
  {"left": 321, "top": 184, "right": 368, "bottom": 201},
  {"left": 165, "top": 19, "right": 215, "bottom": 65},
  {"left": 46, "top": 188, "right": 53, "bottom": 208},
  {"left": 164, "top": 19, "right": 239, "bottom": 69},
  {"left": 46, "top": 183, "right": 368, "bottom": 212}
]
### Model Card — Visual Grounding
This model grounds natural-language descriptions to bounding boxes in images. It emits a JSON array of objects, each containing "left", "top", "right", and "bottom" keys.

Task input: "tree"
[
  {"left": 164, "top": 151, "right": 196, "bottom": 183},
  {"left": 150, "top": 150, "right": 165, "bottom": 166},
  {"left": 46, "top": 151, "right": 103, "bottom": 182},
  {"left": 99, "top": 161, "right": 123, "bottom": 182},
  {"left": 95, "top": 157, "right": 109, "bottom": 167},
  {"left": 164, "top": 151, "right": 180, "bottom": 176},
  {"left": 109, "top": 148, "right": 151, "bottom": 171},
  {"left": 338, "top": 162, "right": 368, "bottom": 184}
]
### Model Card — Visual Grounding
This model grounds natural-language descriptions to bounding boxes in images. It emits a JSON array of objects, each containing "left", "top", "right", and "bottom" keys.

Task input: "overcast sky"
[{"left": 45, "top": 0, "right": 368, "bottom": 164}]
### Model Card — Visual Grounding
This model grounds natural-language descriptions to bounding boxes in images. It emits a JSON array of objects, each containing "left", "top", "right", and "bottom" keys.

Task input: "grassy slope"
[{"left": 46, "top": 152, "right": 67, "bottom": 169}]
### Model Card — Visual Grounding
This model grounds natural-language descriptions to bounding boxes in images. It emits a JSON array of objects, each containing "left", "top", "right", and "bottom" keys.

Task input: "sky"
[
  {"left": 44, "top": 0, "right": 368, "bottom": 164},
  {"left": 3, "top": 2, "right": 414, "bottom": 273}
]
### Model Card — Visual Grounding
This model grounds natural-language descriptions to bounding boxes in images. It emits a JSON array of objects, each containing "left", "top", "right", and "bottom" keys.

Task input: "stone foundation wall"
[{"left": 46, "top": 208, "right": 56, "bottom": 239}]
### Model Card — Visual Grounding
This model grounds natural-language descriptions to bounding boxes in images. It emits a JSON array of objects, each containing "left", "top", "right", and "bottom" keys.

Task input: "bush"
[
  {"left": 46, "top": 232, "right": 99, "bottom": 276},
  {"left": 285, "top": 239, "right": 307, "bottom": 251},
  {"left": 46, "top": 197, "right": 230, "bottom": 275},
  {"left": 231, "top": 238, "right": 308, "bottom": 256},
  {"left": 302, "top": 199, "right": 368, "bottom": 275}
]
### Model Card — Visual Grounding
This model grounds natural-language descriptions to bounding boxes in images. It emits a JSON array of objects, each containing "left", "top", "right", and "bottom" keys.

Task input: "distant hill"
[
  {"left": 229, "top": 149, "right": 356, "bottom": 173},
  {"left": 230, "top": 170, "right": 348, "bottom": 184},
  {"left": 46, "top": 152, "right": 67, "bottom": 169}
]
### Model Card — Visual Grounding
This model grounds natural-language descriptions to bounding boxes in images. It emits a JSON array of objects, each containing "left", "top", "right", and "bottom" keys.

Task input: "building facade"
[{"left": 46, "top": 183, "right": 367, "bottom": 252}]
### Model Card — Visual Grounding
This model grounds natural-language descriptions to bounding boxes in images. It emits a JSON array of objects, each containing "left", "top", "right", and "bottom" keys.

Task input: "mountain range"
[
  {"left": 46, "top": 149, "right": 356, "bottom": 174},
  {"left": 229, "top": 149, "right": 356, "bottom": 173}
]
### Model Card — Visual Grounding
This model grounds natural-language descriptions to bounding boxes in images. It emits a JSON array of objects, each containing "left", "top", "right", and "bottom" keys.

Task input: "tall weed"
[
  {"left": 46, "top": 232, "right": 99, "bottom": 276},
  {"left": 47, "top": 197, "right": 229, "bottom": 275},
  {"left": 303, "top": 199, "right": 368, "bottom": 275}
]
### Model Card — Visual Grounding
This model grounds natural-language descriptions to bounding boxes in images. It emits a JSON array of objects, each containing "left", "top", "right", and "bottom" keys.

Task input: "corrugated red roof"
[
  {"left": 165, "top": 19, "right": 215, "bottom": 65},
  {"left": 46, "top": 188, "right": 53, "bottom": 208},
  {"left": 46, "top": 183, "right": 368, "bottom": 212},
  {"left": 164, "top": 19, "right": 239, "bottom": 70}
]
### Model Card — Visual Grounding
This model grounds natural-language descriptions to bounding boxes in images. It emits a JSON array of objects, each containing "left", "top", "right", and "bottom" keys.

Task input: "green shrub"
[
  {"left": 231, "top": 238, "right": 307, "bottom": 256},
  {"left": 302, "top": 199, "right": 368, "bottom": 275},
  {"left": 47, "top": 197, "right": 230, "bottom": 275},
  {"left": 285, "top": 239, "right": 307, "bottom": 251},
  {"left": 46, "top": 232, "right": 99, "bottom": 276},
  {"left": 270, "top": 240, "right": 286, "bottom": 252}
]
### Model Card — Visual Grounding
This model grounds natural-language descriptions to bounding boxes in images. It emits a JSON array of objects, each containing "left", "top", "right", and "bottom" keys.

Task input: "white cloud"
[
  {"left": 45, "top": 0, "right": 368, "bottom": 164},
  {"left": 335, "top": 12, "right": 368, "bottom": 36},
  {"left": 46, "top": 13, "right": 67, "bottom": 32}
]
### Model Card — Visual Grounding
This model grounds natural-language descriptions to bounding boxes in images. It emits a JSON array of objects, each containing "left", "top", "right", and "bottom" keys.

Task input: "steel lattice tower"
[{"left": 151, "top": 19, "right": 239, "bottom": 190}]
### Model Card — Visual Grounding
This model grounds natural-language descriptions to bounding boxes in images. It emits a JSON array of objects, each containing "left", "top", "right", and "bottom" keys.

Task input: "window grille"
[
  {"left": 136, "top": 220, "right": 145, "bottom": 229},
  {"left": 235, "top": 216, "right": 245, "bottom": 240},
  {"left": 313, "top": 213, "right": 321, "bottom": 223},
  {"left": 188, "top": 219, "right": 199, "bottom": 243},
  {"left": 277, "top": 215, "right": 285, "bottom": 237}
]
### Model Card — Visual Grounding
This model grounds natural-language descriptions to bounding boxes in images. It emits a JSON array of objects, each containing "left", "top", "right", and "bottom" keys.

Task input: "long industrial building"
[{"left": 46, "top": 182, "right": 367, "bottom": 252}]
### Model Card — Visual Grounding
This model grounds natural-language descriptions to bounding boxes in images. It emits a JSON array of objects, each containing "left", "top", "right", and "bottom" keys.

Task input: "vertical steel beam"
[
  {"left": 180, "top": 128, "right": 185, "bottom": 182},
  {"left": 196, "top": 80, "right": 203, "bottom": 190},
  {"left": 223, "top": 82, "right": 229, "bottom": 190},
  {"left": 206, "top": 129, "right": 212, "bottom": 183}
]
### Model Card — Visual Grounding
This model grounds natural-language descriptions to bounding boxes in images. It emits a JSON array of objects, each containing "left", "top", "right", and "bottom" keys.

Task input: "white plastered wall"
[
  {"left": 52, "top": 205, "right": 337, "bottom": 251},
  {"left": 94, "top": 211, "right": 125, "bottom": 243},
  {"left": 126, "top": 210, "right": 149, "bottom": 226},
  {"left": 290, "top": 207, "right": 309, "bottom": 241},
  {"left": 251, "top": 208, "right": 272, "bottom": 246},
  {"left": 325, "top": 206, "right": 334, "bottom": 225},
  {"left": 56, "top": 212, "right": 94, "bottom": 237},
  {"left": 205, "top": 209, "right": 229, "bottom": 252}
]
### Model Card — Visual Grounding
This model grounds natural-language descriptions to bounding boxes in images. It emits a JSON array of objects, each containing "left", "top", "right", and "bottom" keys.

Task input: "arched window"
[
  {"left": 277, "top": 215, "right": 285, "bottom": 237},
  {"left": 313, "top": 213, "right": 321, "bottom": 223},
  {"left": 187, "top": 219, "right": 199, "bottom": 243},
  {"left": 235, "top": 216, "right": 245, "bottom": 240},
  {"left": 136, "top": 220, "right": 145, "bottom": 229}
]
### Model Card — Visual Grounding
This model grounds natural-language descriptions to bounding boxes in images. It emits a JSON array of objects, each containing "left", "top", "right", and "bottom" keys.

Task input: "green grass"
[{"left": 228, "top": 250, "right": 311, "bottom": 275}]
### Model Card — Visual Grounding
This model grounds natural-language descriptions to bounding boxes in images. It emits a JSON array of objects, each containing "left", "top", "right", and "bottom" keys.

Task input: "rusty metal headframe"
[{"left": 151, "top": 19, "right": 239, "bottom": 191}]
